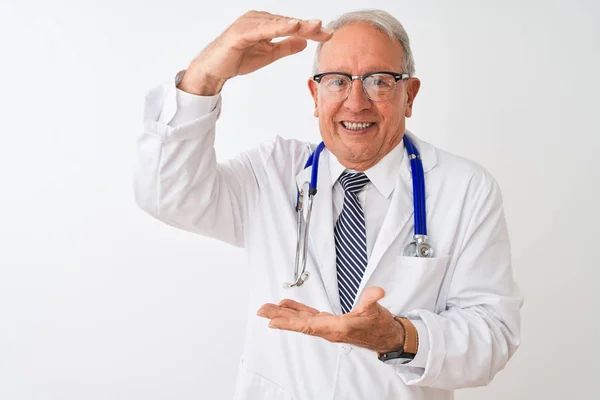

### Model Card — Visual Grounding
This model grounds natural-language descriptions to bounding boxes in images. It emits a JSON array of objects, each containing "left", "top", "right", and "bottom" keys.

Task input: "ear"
[
  {"left": 404, "top": 78, "right": 421, "bottom": 118},
  {"left": 308, "top": 78, "right": 319, "bottom": 118}
]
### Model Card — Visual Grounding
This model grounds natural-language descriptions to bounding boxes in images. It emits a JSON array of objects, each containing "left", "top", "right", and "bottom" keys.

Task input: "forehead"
[{"left": 318, "top": 22, "right": 404, "bottom": 73}]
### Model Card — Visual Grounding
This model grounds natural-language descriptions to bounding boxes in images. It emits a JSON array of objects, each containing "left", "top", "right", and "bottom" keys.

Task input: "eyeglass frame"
[{"left": 312, "top": 71, "right": 410, "bottom": 102}]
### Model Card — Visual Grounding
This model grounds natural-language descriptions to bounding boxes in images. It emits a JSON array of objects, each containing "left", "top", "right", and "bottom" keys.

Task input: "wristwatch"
[{"left": 377, "top": 316, "right": 418, "bottom": 364}]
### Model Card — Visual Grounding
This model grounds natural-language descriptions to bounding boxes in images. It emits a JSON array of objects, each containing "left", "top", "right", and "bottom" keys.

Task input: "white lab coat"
[{"left": 134, "top": 81, "right": 522, "bottom": 400}]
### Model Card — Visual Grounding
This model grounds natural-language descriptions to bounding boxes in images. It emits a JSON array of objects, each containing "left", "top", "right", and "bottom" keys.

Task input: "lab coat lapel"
[
  {"left": 356, "top": 158, "right": 413, "bottom": 300},
  {"left": 354, "top": 132, "right": 438, "bottom": 305},
  {"left": 295, "top": 151, "right": 340, "bottom": 313}
]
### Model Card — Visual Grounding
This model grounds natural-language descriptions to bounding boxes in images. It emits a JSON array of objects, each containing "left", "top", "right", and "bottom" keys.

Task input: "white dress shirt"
[{"left": 330, "top": 141, "right": 405, "bottom": 259}]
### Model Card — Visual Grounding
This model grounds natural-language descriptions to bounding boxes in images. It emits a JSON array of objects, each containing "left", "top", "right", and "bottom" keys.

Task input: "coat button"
[{"left": 339, "top": 344, "right": 352, "bottom": 354}]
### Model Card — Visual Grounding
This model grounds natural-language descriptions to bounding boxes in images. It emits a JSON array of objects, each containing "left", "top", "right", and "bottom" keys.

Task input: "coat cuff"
[
  {"left": 393, "top": 310, "right": 445, "bottom": 386},
  {"left": 405, "top": 318, "right": 429, "bottom": 368},
  {"left": 157, "top": 69, "right": 221, "bottom": 126}
]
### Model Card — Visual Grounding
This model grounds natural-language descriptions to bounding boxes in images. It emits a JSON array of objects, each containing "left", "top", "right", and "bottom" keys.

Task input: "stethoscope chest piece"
[
  {"left": 403, "top": 235, "right": 434, "bottom": 258},
  {"left": 416, "top": 241, "right": 434, "bottom": 258},
  {"left": 403, "top": 241, "right": 417, "bottom": 257}
]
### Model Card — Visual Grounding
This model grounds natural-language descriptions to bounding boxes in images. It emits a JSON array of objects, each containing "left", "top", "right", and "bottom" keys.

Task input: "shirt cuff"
[{"left": 157, "top": 69, "right": 221, "bottom": 126}]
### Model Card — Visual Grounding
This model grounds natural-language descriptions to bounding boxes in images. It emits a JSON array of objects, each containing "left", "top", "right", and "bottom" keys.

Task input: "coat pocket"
[
  {"left": 234, "top": 358, "right": 293, "bottom": 400},
  {"left": 379, "top": 255, "right": 450, "bottom": 314}
]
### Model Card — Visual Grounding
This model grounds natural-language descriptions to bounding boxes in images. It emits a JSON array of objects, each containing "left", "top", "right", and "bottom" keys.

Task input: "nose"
[{"left": 343, "top": 79, "right": 371, "bottom": 112}]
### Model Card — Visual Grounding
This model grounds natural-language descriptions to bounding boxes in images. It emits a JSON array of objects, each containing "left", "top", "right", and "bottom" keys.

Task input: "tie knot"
[{"left": 339, "top": 172, "right": 370, "bottom": 193}]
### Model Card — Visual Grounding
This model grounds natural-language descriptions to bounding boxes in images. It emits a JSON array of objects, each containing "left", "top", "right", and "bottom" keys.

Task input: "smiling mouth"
[{"left": 340, "top": 121, "right": 376, "bottom": 132}]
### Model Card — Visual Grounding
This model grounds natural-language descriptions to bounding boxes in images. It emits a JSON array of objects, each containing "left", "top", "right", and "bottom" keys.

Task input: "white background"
[{"left": 1, "top": 0, "right": 599, "bottom": 399}]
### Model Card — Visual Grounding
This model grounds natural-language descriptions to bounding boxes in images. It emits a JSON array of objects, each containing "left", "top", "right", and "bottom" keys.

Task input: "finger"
[
  {"left": 278, "top": 298, "right": 319, "bottom": 314},
  {"left": 259, "top": 302, "right": 324, "bottom": 321},
  {"left": 256, "top": 303, "right": 278, "bottom": 318},
  {"left": 239, "top": 17, "right": 301, "bottom": 46},
  {"left": 270, "top": 37, "right": 307, "bottom": 62},
  {"left": 241, "top": 19, "right": 332, "bottom": 48},
  {"left": 270, "top": 313, "right": 339, "bottom": 337},
  {"left": 294, "top": 20, "right": 334, "bottom": 42},
  {"left": 244, "top": 10, "right": 294, "bottom": 21},
  {"left": 257, "top": 303, "right": 299, "bottom": 319},
  {"left": 268, "top": 317, "right": 289, "bottom": 329},
  {"left": 354, "top": 286, "right": 386, "bottom": 312}
]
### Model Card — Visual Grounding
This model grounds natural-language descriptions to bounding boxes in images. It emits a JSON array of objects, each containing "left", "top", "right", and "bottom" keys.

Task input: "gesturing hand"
[
  {"left": 180, "top": 11, "right": 333, "bottom": 95},
  {"left": 256, "top": 287, "right": 405, "bottom": 354}
]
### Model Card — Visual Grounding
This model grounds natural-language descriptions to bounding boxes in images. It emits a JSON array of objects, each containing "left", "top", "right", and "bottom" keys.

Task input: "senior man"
[{"left": 135, "top": 9, "right": 522, "bottom": 400}]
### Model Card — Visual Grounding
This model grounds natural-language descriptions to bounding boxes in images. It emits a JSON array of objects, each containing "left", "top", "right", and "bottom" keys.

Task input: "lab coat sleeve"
[
  {"left": 394, "top": 177, "right": 523, "bottom": 389},
  {"left": 134, "top": 72, "right": 270, "bottom": 247}
]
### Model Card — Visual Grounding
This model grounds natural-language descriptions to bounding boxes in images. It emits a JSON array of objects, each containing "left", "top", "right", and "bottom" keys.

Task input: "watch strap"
[
  {"left": 377, "top": 316, "right": 419, "bottom": 362},
  {"left": 395, "top": 317, "right": 418, "bottom": 354}
]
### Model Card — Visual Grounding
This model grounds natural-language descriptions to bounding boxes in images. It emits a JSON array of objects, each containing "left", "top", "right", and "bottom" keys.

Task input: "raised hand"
[{"left": 179, "top": 11, "right": 333, "bottom": 95}]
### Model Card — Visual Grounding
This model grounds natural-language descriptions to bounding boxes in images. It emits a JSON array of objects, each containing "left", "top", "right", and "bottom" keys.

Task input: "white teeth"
[{"left": 342, "top": 121, "right": 374, "bottom": 130}]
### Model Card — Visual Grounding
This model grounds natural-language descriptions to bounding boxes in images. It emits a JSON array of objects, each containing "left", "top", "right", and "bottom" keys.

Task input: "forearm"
[
  {"left": 135, "top": 75, "right": 259, "bottom": 246},
  {"left": 177, "top": 63, "right": 228, "bottom": 96}
]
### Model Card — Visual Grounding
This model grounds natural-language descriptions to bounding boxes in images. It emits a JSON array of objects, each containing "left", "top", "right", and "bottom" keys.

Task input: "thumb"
[
  {"left": 270, "top": 37, "right": 308, "bottom": 62},
  {"left": 355, "top": 286, "right": 386, "bottom": 312}
]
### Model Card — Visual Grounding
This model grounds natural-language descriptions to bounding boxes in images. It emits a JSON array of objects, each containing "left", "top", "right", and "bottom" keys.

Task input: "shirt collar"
[{"left": 329, "top": 137, "right": 405, "bottom": 199}]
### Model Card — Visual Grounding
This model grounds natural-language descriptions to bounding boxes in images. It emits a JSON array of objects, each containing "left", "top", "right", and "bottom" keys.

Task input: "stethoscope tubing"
[
  {"left": 297, "top": 136, "right": 426, "bottom": 234},
  {"left": 296, "top": 142, "right": 326, "bottom": 209},
  {"left": 405, "top": 136, "right": 427, "bottom": 236},
  {"left": 309, "top": 142, "right": 326, "bottom": 194}
]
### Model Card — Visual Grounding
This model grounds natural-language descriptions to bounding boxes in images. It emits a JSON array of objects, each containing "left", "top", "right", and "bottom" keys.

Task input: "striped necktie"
[{"left": 335, "top": 172, "right": 370, "bottom": 314}]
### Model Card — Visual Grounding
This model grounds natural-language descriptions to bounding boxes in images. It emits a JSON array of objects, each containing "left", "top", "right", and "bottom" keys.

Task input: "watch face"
[{"left": 378, "top": 351, "right": 415, "bottom": 363}]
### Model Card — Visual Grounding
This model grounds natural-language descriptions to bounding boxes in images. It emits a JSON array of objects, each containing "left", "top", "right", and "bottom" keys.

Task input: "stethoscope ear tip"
[{"left": 283, "top": 272, "right": 310, "bottom": 289}]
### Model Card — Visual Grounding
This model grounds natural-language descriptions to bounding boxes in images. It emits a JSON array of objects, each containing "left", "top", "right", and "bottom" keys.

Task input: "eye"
[
  {"left": 366, "top": 74, "right": 394, "bottom": 90},
  {"left": 329, "top": 78, "right": 348, "bottom": 87},
  {"left": 322, "top": 75, "right": 350, "bottom": 92}
]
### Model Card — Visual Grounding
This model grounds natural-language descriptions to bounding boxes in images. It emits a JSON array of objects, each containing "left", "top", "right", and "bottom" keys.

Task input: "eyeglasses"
[{"left": 312, "top": 71, "right": 409, "bottom": 102}]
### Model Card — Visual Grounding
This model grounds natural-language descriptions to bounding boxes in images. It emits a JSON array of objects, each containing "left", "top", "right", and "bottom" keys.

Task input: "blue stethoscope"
[{"left": 284, "top": 135, "right": 433, "bottom": 289}]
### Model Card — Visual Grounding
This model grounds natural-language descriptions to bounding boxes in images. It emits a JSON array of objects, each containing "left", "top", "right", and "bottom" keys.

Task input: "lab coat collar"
[
  {"left": 295, "top": 130, "right": 436, "bottom": 187},
  {"left": 403, "top": 129, "right": 437, "bottom": 174},
  {"left": 327, "top": 130, "right": 437, "bottom": 193}
]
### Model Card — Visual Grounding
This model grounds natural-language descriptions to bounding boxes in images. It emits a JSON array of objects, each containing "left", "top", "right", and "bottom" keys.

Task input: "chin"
[{"left": 343, "top": 147, "right": 377, "bottom": 163}]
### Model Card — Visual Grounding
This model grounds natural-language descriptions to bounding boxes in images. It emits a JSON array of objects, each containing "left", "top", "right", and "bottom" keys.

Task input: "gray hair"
[{"left": 312, "top": 9, "right": 416, "bottom": 77}]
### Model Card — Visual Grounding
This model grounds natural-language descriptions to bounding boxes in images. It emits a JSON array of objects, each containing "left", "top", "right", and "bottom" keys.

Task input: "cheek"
[
  {"left": 318, "top": 103, "right": 340, "bottom": 127},
  {"left": 377, "top": 102, "right": 403, "bottom": 128}
]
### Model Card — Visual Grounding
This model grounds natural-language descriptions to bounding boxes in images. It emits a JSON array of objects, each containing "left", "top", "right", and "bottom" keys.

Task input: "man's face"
[{"left": 308, "top": 22, "right": 420, "bottom": 171}]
